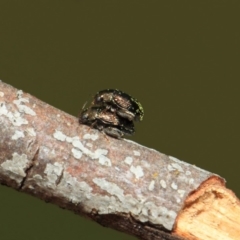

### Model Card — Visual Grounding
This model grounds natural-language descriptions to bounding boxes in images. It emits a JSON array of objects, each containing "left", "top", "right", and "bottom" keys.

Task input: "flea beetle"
[
  {"left": 93, "top": 89, "right": 144, "bottom": 122},
  {"left": 79, "top": 106, "right": 135, "bottom": 138}
]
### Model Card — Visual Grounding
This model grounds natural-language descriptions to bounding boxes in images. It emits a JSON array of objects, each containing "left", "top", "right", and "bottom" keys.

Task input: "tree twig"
[{"left": 0, "top": 80, "right": 239, "bottom": 240}]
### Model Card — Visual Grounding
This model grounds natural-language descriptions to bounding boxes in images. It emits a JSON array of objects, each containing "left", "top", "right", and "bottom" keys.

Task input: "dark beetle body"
[
  {"left": 96, "top": 125, "right": 125, "bottom": 139},
  {"left": 79, "top": 106, "right": 134, "bottom": 138},
  {"left": 79, "top": 89, "right": 143, "bottom": 139},
  {"left": 80, "top": 107, "right": 120, "bottom": 126},
  {"left": 93, "top": 89, "right": 144, "bottom": 122}
]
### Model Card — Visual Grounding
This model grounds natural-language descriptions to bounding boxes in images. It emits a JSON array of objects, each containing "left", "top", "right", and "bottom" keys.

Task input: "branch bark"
[{"left": 0, "top": 80, "right": 239, "bottom": 240}]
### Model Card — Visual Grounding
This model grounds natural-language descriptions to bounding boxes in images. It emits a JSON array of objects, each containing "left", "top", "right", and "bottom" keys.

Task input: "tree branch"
[{"left": 0, "top": 80, "right": 239, "bottom": 240}]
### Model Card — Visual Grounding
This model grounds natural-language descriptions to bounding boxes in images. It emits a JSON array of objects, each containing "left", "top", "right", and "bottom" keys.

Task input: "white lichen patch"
[
  {"left": 83, "top": 133, "right": 98, "bottom": 141},
  {"left": 0, "top": 102, "right": 8, "bottom": 115},
  {"left": 13, "top": 92, "right": 36, "bottom": 116},
  {"left": 44, "top": 162, "right": 63, "bottom": 187},
  {"left": 186, "top": 170, "right": 191, "bottom": 175},
  {"left": 12, "top": 130, "right": 25, "bottom": 140},
  {"left": 169, "top": 155, "right": 183, "bottom": 163},
  {"left": 26, "top": 127, "right": 36, "bottom": 136},
  {"left": 133, "top": 150, "right": 140, "bottom": 156},
  {"left": 0, "top": 103, "right": 28, "bottom": 126},
  {"left": 17, "top": 90, "right": 23, "bottom": 97},
  {"left": 98, "top": 155, "right": 111, "bottom": 166},
  {"left": 11, "top": 112, "right": 29, "bottom": 126},
  {"left": 171, "top": 182, "right": 178, "bottom": 190},
  {"left": 53, "top": 131, "right": 111, "bottom": 165},
  {"left": 115, "top": 167, "right": 120, "bottom": 171},
  {"left": 189, "top": 178, "right": 194, "bottom": 184},
  {"left": 139, "top": 202, "right": 177, "bottom": 230},
  {"left": 71, "top": 148, "right": 82, "bottom": 159},
  {"left": 148, "top": 180, "right": 155, "bottom": 191},
  {"left": 177, "top": 189, "right": 186, "bottom": 198},
  {"left": 130, "top": 165, "right": 144, "bottom": 179},
  {"left": 73, "top": 139, "right": 110, "bottom": 163},
  {"left": 57, "top": 172, "right": 93, "bottom": 203},
  {"left": 160, "top": 179, "right": 167, "bottom": 188},
  {"left": 176, "top": 197, "right": 181, "bottom": 203},
  {"left": 53, "top": 130, "right": 67, "bottom": 141},
  {"left": 72, "top": 138, "right": 94, "bottom": 157},
  {"left": 95, "top": 149, "right": 108, "bottom": 156},
  {"left": 124, "top": 156, "right": 133, "bottom": 165},
  {"left": 14, "top": 100, "right": 36, "bottom": 115},
  {"left": 93, "top": 178, "right": 125, "bottom": 202},
  {"left": 66, "top": 136, "right": 74, "bottom": 143},
  {"left": 0, "top": 91, "right": 4, "bottom": 97},
  {"left": 167, "top": 163, "right": 184, "bottom": 172},
  {"left": 141, "top": 160, "right": 151, "bottom": 168},
  {"left": 0, "top": 153, "right": 29, "bottom": 184},
  {"left": 94, "top": 149, "right": 111, "bottom": 166},
  {"left": 33, "top": 174, "right": 43, "bottom": 180},
  {"left": 86, "top": 142, "right": 93, "bottom": 148}
]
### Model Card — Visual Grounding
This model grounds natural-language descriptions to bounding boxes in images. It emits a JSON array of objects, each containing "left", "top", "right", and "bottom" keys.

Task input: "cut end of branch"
[{"left": 174, "top": 176, "right": 240, "bottom": 240}]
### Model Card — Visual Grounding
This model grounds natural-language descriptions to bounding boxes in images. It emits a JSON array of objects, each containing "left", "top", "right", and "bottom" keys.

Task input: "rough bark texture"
[{"left": 0, "top": 80, "right": 225, "bottom": 240}]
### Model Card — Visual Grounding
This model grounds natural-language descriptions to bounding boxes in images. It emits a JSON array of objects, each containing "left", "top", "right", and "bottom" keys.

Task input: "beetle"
[
  {"left": 97, "top": 125, "right": 124, "bottom": 138},
  {"left": 80, "top": 106, "right": 120, "bottom": 126},
  {"left": 79, "top": 106, "right": 135, "bottom": 138},
  {"left": 93, "top": 89, "right": 144, "bottom": 122}
]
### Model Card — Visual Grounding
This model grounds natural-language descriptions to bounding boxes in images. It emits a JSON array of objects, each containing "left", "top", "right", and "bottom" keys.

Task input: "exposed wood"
[
  {"left": 174, "top": 177, "right": 240, "bottom": 240},
  {"left": 0, "top": 80, "right": 239, "bottom": 240}
]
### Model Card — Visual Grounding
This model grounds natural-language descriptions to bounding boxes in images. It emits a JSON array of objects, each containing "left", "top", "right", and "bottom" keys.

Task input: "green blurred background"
[{"left": 0, "top": 1, "right": 239, "bottom": 239}]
